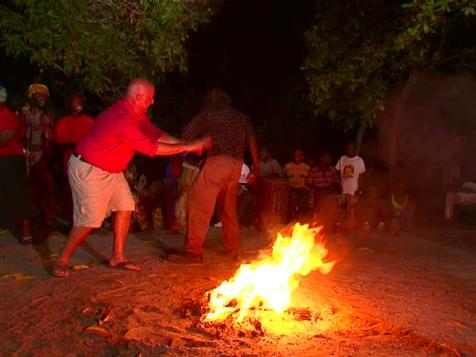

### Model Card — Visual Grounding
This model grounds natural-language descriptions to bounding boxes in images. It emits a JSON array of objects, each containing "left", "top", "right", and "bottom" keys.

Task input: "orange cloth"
[
  {"left": 54, "top": 114, "right": 94, "bottom": 144},
  {"left": 186, "top": 155, "right": 242, "bottom": 257}
]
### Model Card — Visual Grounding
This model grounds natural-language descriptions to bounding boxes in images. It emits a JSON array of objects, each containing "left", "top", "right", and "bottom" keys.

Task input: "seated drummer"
[{"left": 258, "top": 147, "right": 283, "bottom": 178}]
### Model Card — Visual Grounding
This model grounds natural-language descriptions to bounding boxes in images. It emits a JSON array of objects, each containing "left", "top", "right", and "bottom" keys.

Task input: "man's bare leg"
[
  {"left": 109, "top": 210, "right": 140, "bottom": 270},
  {"left": 52, "top": 226, "right": 94, "bottom": 277}
]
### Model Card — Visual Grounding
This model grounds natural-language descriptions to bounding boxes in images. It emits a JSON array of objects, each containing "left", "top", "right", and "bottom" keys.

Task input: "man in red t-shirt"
[
  {"left": 0, "top": 85, "right": 36, "bottom": 243},
  {"left": 54, "top": 94, "right": 94, "bottom": 224},
  {"left": 55, "top": 94, "right": 94, "bottom": 151},
  {"left": 52, "top": 79, "right": 211, "bottom": 278}
]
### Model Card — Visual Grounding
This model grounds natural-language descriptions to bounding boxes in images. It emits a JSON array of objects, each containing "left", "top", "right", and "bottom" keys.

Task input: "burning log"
[{"left": 286, "top": 306, "right": 318, "bottom": 322}]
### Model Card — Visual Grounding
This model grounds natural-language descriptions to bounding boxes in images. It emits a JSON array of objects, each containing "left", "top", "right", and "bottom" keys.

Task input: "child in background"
[
  {"left": 378, "top": 181, "right": 416, "bottom": 235},
  {"left": 335, "top": 142, "right": 366, "bottom": 218}
]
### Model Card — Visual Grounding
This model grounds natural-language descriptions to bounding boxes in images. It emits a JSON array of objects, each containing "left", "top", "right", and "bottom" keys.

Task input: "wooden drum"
[{"left": 258, "top": 177, "right": 289, "bottom": 230}]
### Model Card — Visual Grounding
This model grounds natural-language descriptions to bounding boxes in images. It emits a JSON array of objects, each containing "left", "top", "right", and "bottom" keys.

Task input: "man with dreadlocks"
[{"left": 16, "top": 83, "right": 56, "bottom": 235}]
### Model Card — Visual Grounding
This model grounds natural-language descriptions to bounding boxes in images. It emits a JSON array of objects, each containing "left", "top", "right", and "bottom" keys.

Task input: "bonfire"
[{"left": 204, "top": 223, "right": 335, "bottom": 324}]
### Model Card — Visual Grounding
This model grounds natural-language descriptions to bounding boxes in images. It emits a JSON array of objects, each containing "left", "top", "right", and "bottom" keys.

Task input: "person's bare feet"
[{"left": 51, "top": 261, "right": 70, "bottom": 278}]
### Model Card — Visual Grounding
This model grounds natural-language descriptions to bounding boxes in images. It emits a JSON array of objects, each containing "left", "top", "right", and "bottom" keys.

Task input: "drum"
[
  {"left": 314, "top": 194, "right": 342, "bottom": 227},
  {"left": 258, "top": 178, "right": 289, "bottom": 229}
]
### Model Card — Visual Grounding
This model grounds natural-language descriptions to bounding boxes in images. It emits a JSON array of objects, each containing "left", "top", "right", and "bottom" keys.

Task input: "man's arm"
[
  {"left": 357, "top": 160, "right": 366, "bottom": 193},
  {"left": 0, "top": 129, "right": 16, "bottom": 146},
  {"left": 0, "top": 109, "right": 20, "bottom": 146},
  {"left": 158, "top": 133, "right": 185, "bottom": 144},
  {"left": 357, "top": 172, "right": 365, "bottom": 193},
  {"left": 155, "top": 136, "right": 211, "bottom": 157},
  {"left": 119, "top": 119, "right": 210, "bottom": 157}
]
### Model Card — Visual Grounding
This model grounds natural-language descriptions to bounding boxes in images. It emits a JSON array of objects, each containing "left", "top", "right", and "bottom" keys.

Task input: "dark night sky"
[
  {"left": 186, "top": 0, "right": 315, "bottom": 111},
  {"left": 157, "top": 0, "right": 349, "bottom": 161}
]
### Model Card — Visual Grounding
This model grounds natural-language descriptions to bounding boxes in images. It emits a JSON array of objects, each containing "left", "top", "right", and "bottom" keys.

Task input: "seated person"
[
  {"left": 307, "top": 152, "right": 340, "bottom": 207},
  {"left": 307, "top": 152, "right": 341, "bottom": 227},
  {"left": 445, "top": 181, "right": 476, "bottom": 221},
  {"left": 259, "top": 147, "right": 283, "bottom": 178},
  {"left": 284, "top": 149, "right": 310, "bottom": 221},
  {"left": 378, "top": 181, "right": 416, "bottom": 235}
]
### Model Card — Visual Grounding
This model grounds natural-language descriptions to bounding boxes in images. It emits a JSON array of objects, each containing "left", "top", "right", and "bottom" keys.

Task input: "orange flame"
[{"left": 204, "top": 223, "right": 335, "bottom": 322}]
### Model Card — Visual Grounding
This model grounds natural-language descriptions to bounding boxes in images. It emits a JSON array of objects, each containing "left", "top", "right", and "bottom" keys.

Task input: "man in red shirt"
[
  {"left": 55, "top": 94, "right": 94, "bottom": 148},
  {"left": 17, "top": 83, "right": 56, "bottom": 232},
  {"left": 0, "top": 85, "right": 36, "bottom": 243},
  {"left": 54, "top": 94, "right": 95, "bottom": 224},
  {"left": 52, "top": 79, "right": 211, "bottom": 278}
]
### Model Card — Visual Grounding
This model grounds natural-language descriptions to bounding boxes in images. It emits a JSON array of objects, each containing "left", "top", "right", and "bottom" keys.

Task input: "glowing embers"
[{"left": 204, "top": 223, "right": 335, "bottom": 324}]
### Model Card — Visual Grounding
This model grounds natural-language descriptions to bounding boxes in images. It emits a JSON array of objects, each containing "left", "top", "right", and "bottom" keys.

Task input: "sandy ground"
[{"left": 0, "top": 224, "right": 475, "bottom": 356}]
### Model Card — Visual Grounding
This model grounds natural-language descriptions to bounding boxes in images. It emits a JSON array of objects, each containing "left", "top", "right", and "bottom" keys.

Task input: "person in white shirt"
[
  {"left": 239, "top": 162, "right": 250, "bottom": 184},
  {"left": 335, "top": 142, "right": 366, "bottom": 217}
]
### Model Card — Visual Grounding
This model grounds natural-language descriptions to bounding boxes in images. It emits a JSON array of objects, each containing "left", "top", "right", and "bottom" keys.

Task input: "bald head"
[
  {"left": 126, "top": 79, "right": 155, "bottom": 114},
  {"left": 127, "top": 79, "right": 154, "bottom": 97}
]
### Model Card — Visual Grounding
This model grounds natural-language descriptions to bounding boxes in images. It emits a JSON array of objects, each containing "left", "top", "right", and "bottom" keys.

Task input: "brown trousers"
[{"left": 185, "top": 155, "right": 242, "bottom": 256}]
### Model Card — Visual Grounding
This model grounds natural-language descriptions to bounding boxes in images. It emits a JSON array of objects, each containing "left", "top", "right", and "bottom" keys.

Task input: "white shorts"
[{"left": 68, "top": 155, "right": 135, "bottom": 228}]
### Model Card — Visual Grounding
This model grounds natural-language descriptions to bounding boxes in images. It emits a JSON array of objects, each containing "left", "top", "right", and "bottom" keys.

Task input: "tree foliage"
[
  {"left": 0, "top": 0, "right": 222, "bottom": 101},
  {"left": 303, "top": 0, "right": 476, "bottom": 130}
]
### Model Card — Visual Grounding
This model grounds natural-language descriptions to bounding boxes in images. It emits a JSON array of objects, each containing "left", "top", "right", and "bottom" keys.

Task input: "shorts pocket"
[{"left": 77, "top": 162, "right": 94, "bottom": 181}]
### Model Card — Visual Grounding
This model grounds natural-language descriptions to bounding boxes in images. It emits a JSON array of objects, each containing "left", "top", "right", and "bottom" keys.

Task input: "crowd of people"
[
  {"left": 0, "top": 79, "right": 419, "bottom": 278},
  {"left": 0, "top": 84, "right": 95, "bottom": 244},
  {"left": 236, "top": 142, "right": 417, "bottom": 236}
]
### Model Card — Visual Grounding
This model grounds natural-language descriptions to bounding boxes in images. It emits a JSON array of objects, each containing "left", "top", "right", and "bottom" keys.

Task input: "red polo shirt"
[
  {"left": 75, "top": 99, "right": 163, "bottom": 173},
  {"left": 55, "top": 113, "right": 95, "bottom": 144},
  {"left": 0, "top": 105, "right": 23, "bottom": 156}
]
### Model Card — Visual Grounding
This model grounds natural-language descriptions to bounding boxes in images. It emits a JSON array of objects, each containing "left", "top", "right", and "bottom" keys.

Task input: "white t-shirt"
[
  {"left": 239, "top": 163, "right": 250, "bottom": 184},
  {"left": 335, "top": 155, "right": 365, "bottom": 194}
]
